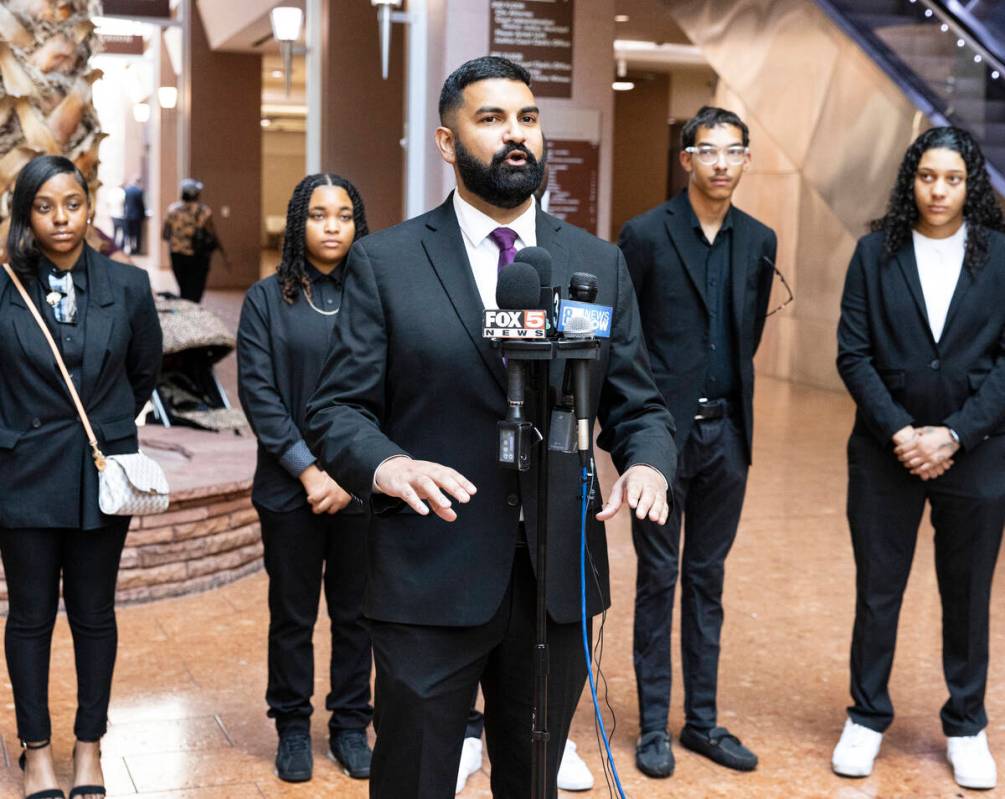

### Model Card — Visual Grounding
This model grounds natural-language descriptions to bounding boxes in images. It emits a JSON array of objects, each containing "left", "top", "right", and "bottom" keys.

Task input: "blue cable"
[{"left": 580, "top": 465, "right": 628, "bottom": 799}]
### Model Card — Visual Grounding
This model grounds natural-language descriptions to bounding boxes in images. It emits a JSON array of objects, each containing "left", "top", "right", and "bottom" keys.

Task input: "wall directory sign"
[
  {"left": 99, "top": 35, "right": 145, "bottom": 55},
  {"left": 489, "top": 0, "right": 574, "bottom": 99},
  {"left": 544, "top": 139, "right": 598, "bottom": 234},
  {"left": 101, "top": 0, "right": 171, "bottom": 17}
]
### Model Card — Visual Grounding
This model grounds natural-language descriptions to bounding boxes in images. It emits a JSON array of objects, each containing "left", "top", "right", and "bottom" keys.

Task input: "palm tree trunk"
[{"left": 0, "top": 0, "right": 104, "bottom": 218}]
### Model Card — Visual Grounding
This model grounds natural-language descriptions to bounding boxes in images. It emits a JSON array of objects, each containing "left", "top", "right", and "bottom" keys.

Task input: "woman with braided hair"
[{"left": 237, "top": 173, "right": 373, "bottom": 784}]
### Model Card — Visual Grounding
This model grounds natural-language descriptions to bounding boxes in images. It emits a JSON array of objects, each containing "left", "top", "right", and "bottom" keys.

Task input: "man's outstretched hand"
[
  {"left": 374, "top": 457, "right": 477, "bottom": 521},
  {"left": 596, "top": 464, "right": 669, "bottom": 525}
]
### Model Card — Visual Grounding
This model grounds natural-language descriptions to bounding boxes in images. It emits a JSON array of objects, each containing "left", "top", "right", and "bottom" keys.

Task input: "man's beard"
[{"left": 454, "top": 135, "right": 547, "bottom": 209}]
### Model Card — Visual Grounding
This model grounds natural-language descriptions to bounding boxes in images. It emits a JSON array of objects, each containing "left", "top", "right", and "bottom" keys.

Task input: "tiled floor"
[{"left": 2, "top": 290, "right": 1004, "bottom": 796}]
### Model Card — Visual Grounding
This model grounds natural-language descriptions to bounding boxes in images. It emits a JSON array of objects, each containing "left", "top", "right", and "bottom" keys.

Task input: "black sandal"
[
  {"left": 69, "top": 744, "right": 105, "bottom": 799},
  {"left": 17, "top": 740, "right": 66, "bottom": 799}
]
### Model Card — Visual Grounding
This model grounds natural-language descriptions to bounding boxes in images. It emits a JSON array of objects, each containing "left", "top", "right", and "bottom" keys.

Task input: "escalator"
[{"left": 816, "top": 0, "right": 1005, "bottom": 192}]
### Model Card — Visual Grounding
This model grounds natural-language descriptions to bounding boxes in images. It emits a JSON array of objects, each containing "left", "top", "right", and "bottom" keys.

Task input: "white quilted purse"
[
  {"left": 3, "top": 263, "right": 170, "bottom": 516},
  {"left": 97, "top": 451, "right": 170, "bottom": 515}
]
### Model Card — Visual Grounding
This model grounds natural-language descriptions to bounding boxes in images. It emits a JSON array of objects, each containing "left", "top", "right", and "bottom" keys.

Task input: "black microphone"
[
  {"left": 518, "top": 246, "right": 560, "bottom": 336},
  {"left": 496, "top": 261, "right": 541, "bottom": 311},
  {"left": 565, "top": 272, "right": 600, "bottom": 464},
  {"left": 569, "top": 271, "right": 599, "bottom": 303},
  {"left": 495, "top": 263, "right": 540, "bottom": 430}
]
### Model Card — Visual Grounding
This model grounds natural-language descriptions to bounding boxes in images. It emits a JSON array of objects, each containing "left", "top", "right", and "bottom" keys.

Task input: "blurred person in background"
[
  {"left": 122, "top": 176, "right": 145, "bottom": 255},
  {"left": 162, "top": 177, "right": 227, "bottom": 302}
]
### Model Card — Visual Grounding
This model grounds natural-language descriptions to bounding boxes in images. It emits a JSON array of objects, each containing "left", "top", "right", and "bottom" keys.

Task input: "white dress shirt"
[
  {"left": 912, "top": 223, "right": 965, "bottom": 343},
  {"left": 453, "top": 190, "right": 538, "bottom": 309}
]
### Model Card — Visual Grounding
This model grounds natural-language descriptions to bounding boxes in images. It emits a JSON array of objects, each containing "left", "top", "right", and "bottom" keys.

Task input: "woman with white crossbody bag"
[{"left": 0, "top": 156, "right": 164, "bottom": 799}]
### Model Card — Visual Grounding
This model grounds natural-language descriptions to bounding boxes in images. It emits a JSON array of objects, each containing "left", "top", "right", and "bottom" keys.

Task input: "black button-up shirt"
[
  {"left": 237, "top": 262, "right": 365, "bottom": 513},
  {"left": 689, "top": 205, "right": 740, "bottom": 401},
  {"left": 34, "top": 249, "right": 89, "bottom": 389}
]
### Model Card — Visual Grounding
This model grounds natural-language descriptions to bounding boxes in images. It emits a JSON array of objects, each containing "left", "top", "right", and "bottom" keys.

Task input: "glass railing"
[
  {"left": 817, "top": 0, "right": 1005, "bottom": 194},
  {"left": 940, "top": 1, "right": 1005, "bottom": 63}
]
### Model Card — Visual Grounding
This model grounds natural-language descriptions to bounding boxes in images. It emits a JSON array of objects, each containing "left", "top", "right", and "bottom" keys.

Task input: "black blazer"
[
  {"left": 0, "top": 248, "right": 162, "bottom": 529},
  {"left": 305, "top": 196, "right": 677, "bottom": 627},
  {"left": 837, "top": 229, "right": 1005, "bottom": 451},
  {"left": 618, "top": 191, "right": 777, "bottom": 462}
]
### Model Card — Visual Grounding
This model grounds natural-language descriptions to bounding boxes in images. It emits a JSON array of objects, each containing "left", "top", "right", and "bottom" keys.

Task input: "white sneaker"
[
  {"left": 455, "top": 736, "right": 483, "bottom": 794},
  {"left": 557, "top": 738, "right": 594, "bottom": 791},
  {"left": 832, "top": 718, "right": 883, "bottom": 777},
  {"left": 947, "top": 730, "right": 997, "bottom": 789}
]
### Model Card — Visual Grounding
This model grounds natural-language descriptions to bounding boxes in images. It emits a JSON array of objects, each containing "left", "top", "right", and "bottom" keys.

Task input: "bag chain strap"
[{"left": 2, "top": 262, "right": 107, "bottom": 471}]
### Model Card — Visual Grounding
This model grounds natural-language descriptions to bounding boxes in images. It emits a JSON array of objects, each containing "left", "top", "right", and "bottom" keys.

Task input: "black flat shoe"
[
  {"left": 18, "top": 740, "right": 66, "bottom": 799},
  {"left": 679, "top": 725, "right": 758, "bottom": 771},
  {"left": 636, "top": 730, "right": 675, "bottom": 778}
]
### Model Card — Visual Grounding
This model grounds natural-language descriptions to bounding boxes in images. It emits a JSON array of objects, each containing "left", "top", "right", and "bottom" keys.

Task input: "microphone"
[
  {"left": 557, "top": 271, "right": 613, "bottom": 339},
  {"left": 517, "top": 246, "right": 560, "bottom": 336},
  {"left": 483, "top": 262, "right": 547, "bottom": 339},
  {"left": 565, "top": 273, "right": 601, "bottom": 464},
  {"left": 492, "top": 262, "right": 542, "bottom": 470},
  {"left": 569, "top": 271, "right": 598, "bottom": 303}
]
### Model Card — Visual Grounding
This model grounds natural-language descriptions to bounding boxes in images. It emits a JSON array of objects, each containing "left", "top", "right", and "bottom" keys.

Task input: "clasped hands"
[
  {"left": 374, "top": 457, "right": 669, "bottom": 525},
  {"left": 891, "top": 425, "right": 959, "bottom": 481},
  {"left": 299, "top": 464, "right": 353, "bottom": 514}
]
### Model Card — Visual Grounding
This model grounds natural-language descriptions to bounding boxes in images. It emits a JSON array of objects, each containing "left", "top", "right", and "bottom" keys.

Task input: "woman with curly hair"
[
  {"left": 236, "top": 174, "right": 373, "bottom": 784},
  {"left": 832, "top": 127, "right": 1005, "bottom": 789}
]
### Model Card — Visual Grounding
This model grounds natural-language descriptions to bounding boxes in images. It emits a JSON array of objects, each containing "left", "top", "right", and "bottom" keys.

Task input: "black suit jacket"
[
  {"left": 618, "top": 191, "right": 777, "bottom": 463},
  {"left": 837, "top": 229, "right": 1005, "bottom": 451},
  {"left": 0, "top": 248, "right": 162, "bottom": 529},
  {"left": 305, "top": 196, "right": 677, "bottom": 627}
]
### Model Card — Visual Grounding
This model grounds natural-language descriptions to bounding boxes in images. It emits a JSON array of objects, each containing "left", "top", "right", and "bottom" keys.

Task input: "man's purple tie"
[{"left": 489, "top": 226, "right": 519, "bottom": 273}]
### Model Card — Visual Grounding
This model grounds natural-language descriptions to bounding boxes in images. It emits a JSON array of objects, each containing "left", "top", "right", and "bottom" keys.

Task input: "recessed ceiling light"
[
  {"left": 261, "top": 118, "right": 272, "bottom": 127},
  {"left": 614, "top": 14, "right": 630, "bottom": 23},
  {"left": 612, "top": 81, "right": 635, "bottom": 91},
  {"left": 271, "top": 69, "right": 283, "bottom": 78}
]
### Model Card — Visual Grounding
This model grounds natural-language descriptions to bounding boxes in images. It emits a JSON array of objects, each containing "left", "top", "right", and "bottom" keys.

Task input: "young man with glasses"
[{"left": 618, "top": 106, "right": 778, "bottom": 779}]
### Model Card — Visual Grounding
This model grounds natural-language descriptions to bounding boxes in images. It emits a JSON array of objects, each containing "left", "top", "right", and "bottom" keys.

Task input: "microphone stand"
[{"left": 494, "top": 336, "right": 599, "bottom": 799}]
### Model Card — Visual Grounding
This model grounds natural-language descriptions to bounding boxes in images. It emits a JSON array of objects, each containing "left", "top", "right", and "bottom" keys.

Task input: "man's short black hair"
[
  {"left": 681, "top": 106, "right": 750, "bottom": 149},
  {"left": 439, "top": 56, "right": 532, "bottom": 124}
]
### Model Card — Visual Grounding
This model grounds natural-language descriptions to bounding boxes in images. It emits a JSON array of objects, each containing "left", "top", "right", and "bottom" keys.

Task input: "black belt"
[{"left": 693, "top": 397, "right": 735, "bottom": 421}]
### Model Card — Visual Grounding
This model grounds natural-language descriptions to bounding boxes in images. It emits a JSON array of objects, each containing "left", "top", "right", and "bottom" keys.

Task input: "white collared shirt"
[
  {"left": 912, "top": 223, "right": 966, "bottom": 342},
  {"left": 453, "top": 190, "right": 538, "bottom": 310}
]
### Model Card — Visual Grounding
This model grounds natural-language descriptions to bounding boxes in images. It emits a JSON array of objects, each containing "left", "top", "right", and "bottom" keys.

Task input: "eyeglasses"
[
  {"left": 763, "top": 256, "right": 794, "bottom": 317},
  {"left": 685, "top": 145, "right": 749, "bottom": 166}
]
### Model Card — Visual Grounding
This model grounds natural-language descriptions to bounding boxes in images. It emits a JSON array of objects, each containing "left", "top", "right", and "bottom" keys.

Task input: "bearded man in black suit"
[{"left": 305, "top": 56, "right": 676, "bottom": 798}]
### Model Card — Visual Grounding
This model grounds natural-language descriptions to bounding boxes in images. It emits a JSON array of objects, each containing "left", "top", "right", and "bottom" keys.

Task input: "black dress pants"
[
  {"left": 368, "top": 545, "right": 589, "bottom": 799},
  {"left": 0, "top": 520, "right": 129, "bottom": 742},
  {"left": 847, "top": 432, "right": 1005, "bottom": 736},
  {"left": 257, "top": 503, "right": 372, "bottom": 737},
  {"left": 169, "top": 252, "right": 210, "bottom": 304},
  {"left": 632, "top": 411, "right": 749, "bottom": 734}
]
